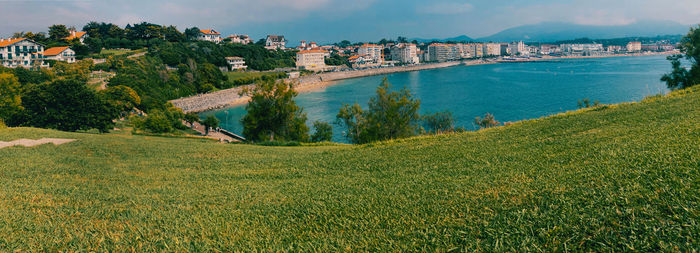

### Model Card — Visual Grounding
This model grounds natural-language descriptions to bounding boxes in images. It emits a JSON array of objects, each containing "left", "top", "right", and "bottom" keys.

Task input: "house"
[
  {"left": 296, "top": 50, "right": 329, "bottom": 70},
  {"left": 44, "top": 46, "right": 76, "bottom": 63},
  {"left": 225, "top": 35, "right": 253, "bottom": 45},
  {"left": 348, "top": 54, "right": 381, "bottom": 69},
  {"left": 64, "top": 31, "right": 87, "bottom": 44},
  {"left": 390, "top": 43, "right": 419, "bottom": 64},
  {"left": 626, "top": 41, "right": 642, "bottom": 52},
  {"left": 265, "top": 35, "right": 286, "bottom": 50},
  {"left": 225, "top": 57, "right": 247, "bottom": 71},
  {"left": 0, "top": 38, "right": 48, "bottom": 68},
  {"left": 199, "top": 29, "right": 222, "bottom": 43},
  {"left": 539, "top": 44, "right": 560, "bottom": 55}
]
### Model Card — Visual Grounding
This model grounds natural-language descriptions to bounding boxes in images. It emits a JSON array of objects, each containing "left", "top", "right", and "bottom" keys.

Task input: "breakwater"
[{"left": 171, "top": 61, "right": 464, "bottom": 112}]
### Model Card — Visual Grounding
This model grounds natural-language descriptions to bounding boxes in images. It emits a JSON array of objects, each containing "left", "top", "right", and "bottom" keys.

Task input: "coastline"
[{"left": 170, "top": 52, "right": 675, "bottom": 113}]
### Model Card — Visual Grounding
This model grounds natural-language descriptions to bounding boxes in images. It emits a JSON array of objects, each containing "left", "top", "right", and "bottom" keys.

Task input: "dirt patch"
[{"left": 0, "top": 138, "right": 77, "bottom": 149}]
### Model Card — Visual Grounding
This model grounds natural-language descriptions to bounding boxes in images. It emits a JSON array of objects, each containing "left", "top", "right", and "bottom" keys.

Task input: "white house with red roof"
[
  {"left": 0, "top": 38, "right": 48, "bottom": 68},
  {"left": 44, "top": 46, "right": 76, "bottom": 63},
  {"left": 199, "top": 29, "right": 222, "bottom": 43},
  {"left": 64, "top": 31, "right": 87, "bottom": 44}
]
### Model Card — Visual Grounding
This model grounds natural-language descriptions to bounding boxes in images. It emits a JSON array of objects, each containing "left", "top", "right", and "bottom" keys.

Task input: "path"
[
  {"left": 187, "top": 121, "right": 238, "bottom": 143},
  {"left": 0, "top": 138, "right": 77, "bottom": 149}
]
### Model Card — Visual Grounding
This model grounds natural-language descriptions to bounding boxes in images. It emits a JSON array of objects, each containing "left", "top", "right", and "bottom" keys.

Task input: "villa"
[
  {"left": 199, "top": 29, "right": 222, "bottom": 43},
  {"left": 265, "top": 35, "right": 286, "bottom": 50},
  {"left": 64, "top": 30, "right": 87, "bottom": 44},
  {"left": 0, "top": 38, "right": 47, "bottom": 68},
  {"left": 225, "top": 35, "right": 253, "bottom": 45},
  {"left": 44, "top": 46, "right": 76, "bottom": 63},
  {"left": 296, "top": 49, "right": 329, "bottom": 70}
]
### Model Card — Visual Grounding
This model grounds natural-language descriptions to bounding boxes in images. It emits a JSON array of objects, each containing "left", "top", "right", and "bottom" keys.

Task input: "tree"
[
  {"left": 184, "top": 27, "right": 202, "bottom": 41},
  {"left": 397, "top": 36, "right": 408, "bottom": 43},
  {"left": 662, "top": 25, "right": 700, "bottom": 90},
  {"left": 0, "top": 73, "right": 22, "bottom": 122},
  {"left": 202, "top": 115, "right": 220, "bottom": 135},
  {"left": 22, "top": 79, "right": 119, "bottom": 133},
  {"left": 423, "top": 111, "right": 455, "bottom": 134},
  {"left": 474, "top": 113, "right": 500, "bottom": 129},
  {"left": 336, "top": 78, "right": 421, "bottom": 144},
  {"left": 184, "top": 113, "right": 200, "bottom": 128},
  {"left": 311, "top": 121, "right": 333, "bottom": 142},
  {"left": 101, "top": 85, "right": 141, "bottom": 114},
  {"left": 241, "top": 80, "right": 309, "bottom": 142},
  {"left": 49, "top": 24, "right": 70, "bottom": 41}
]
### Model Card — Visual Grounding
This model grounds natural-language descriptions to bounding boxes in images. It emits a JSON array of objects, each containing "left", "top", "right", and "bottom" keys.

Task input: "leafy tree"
[
  {"left": 140, "top": 110, "right": 173, "bottom": 133},
  {"left": 397, "top": 36, "right": 408, "bottom": 43},
  {"left": 311, "top": 121, "right": 333, "bottom": 142},
  {"left": 184, "top": 27, "right": 202, "bottom": 41},
  {"left": 241, "top": 80, "right": 309, "bottom": 142},
  {"left": 101, "top": 85, "right": 141, "bottom": 114},
  {"left": 325, "top": 54, "right": 349, "bottom": 66},
  {"left": 423, "top": 111, "right": 455, "bottom": 134},
  {"left": 662, "top": 25, "right": 700, "bottom": 90},
  {"left": 21, "top": 79, "right": 119, "bottom": 133},
  {"left": 202, "top": 115, "right": 220, "bottom": 135},
  {"left": 474, "top": 113, "right": 500, "bottom": 129},
  {"left": 11, "top": 32, "right": 25, "bottom": 39},
  {"left": 0, "top": 73, "right": 22, "bottom": 122},
  {"left": 184, "top": 112, "right": 200, "bottom": 128},
  {"left": 337, "top": 40, "right": 352, "bottom": 48},
  {"left": 49, "top": 24, "right": 70, "bottom": 41},
  {"left": 337, "top": 78, "right": 421, "bottom": 144}
]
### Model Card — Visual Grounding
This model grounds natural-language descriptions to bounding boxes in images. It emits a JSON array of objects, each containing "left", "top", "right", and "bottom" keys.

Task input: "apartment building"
[
  {"left": 296, "top": 50, "right": 329, "bottom": 70},
  {"left": 390, "top": 43, "right": 419, "bottom": 64}
]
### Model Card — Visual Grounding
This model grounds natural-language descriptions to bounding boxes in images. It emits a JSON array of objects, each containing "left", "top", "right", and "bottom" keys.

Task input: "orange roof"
[
  {"left": 0, "top": 38, "right": 26, "bottom": 47},
  {"left": 44, "top": 46, "right": 70, "bottom": 56},
  {"left": 200, "top": 29, "right": 221, "bottom": 35},
  {"left": 298, "top": 50, "right": 328, "bottom": 54},
  {"left": 64, "top": 31, "right": 86, "bottom": 40},
  {"left": 360, "top": 43, "right": 380, "bottom": 48},
  {"left": 348, "top": 55, "right": 361, "bottom": 60}
]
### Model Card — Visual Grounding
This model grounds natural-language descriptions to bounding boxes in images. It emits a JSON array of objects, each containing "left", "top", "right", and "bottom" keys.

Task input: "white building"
[
  {"left": 427, "top": 43, "right": 462, "bottom": 62},
  {"left": 265, "top": 35, "right": 286, "bottom": 50},
  {"left": 296, "top": 50, "right": 329, "bottom": 70},
  {"left": 560, "top": 43, "right": 604, "bottom": 55},
  {"left": 463, "top": 43, "right": 482, "bottom": 58},
  {"left": 508, "top": 41, "right": 527, "bottom": 56},
  {"left": 390, "top": 43, "right": 419, "bottom": 64},
  {"left": 627, "top": 41, "right": 642, "bottom": 52},
  {"left": 482, "top": 43, "right": 501, "bottom": 57},
  {"left": 64, "top": 31, "right": 87, "bottom": 44},
  {"left": 349, "top": 54, "right": 381, "bottom": 68},
  {"left": 0, "top": 38, "right": 47, "bottom": 68},
  {"left": 44, "top": 46, "right": 76, "bottom": 63},
  {"left": 358, "top": 44, "right": 383, "bottom": 62},
  {"left": 199, "top": 29, "right": 222, "bottom": 43},
  {"left": 225, "top": 35, "right": 253, "bottom": 45},
  {"left": 225, "top": 57, "right": 247, "bottom": 71}
]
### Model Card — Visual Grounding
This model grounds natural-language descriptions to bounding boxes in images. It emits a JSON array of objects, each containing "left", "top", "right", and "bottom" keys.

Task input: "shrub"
[
  {"left": 311, "top": 121, "right": 333, "bottom": 142},
  {"left": 241, "top": 80, "right": 309, "bottom": 142},
  {"left": 474, "top": 113, "right": 500, "bottom": 129},
  {"left": 202, "top": 115, "right": 220, "bottom": 135},
  {"left": 422, "top": 111, "right": 455, "bottom": 134}
]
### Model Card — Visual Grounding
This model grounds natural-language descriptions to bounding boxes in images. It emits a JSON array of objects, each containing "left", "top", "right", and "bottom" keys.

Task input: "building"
[
  {"left": 463, "top": 43, "right": 482, "bottom": 58},
  {"left": 627, "top": 41, "right": 642, "bottom": 52},
  {"left": 641, "top": 44, "right": 660, "bottom": 52},
  {"left": 44, "top": 46, "right": 76, "bottom": 63},
  {"left": 607, "top": 45, "right": 623, "bottom": 53},
  {"left": 348, "top": 54, "right": 381, "bottom": 69},
  {"left": 0, "top": 38, "right": 47, "bottom": 68},
  {"left": 296, "top": 50, "right": 329, "bottom": 70},
  {"left": 428, "top": 43, "right": 463, "bottom": 62},
  {"left": 64, "top": 31, "right": 87, "bottom": 44},
  {"left": 539, "top": 45, "right": 560, "bottom": 55},
  {"left": 225, "top": 35, "right": 253, "bottom": 45},
  {"left": 482, "top": 43, "right": 501, "bottom": 57},
  {"left": 199, "top": 29, "right": 222, "bottom": 43},
  {"left": 508, "top": 41, "right": 527, "bottom": 56},
  {"left": 358, "top": 44, "right": 383, "bottom": 62},
  {"left": 297, "top": 41, "right": 320, "bottom": 51},
  {"left": 225, "top": 57, "right": 247, "bottom": 71},
  {"left": 265, "top": 35, "right": 286, "bottom": 50},
  {"left": 390, "top": 43, "right": 419, "bottom": 64},
  {"left": 560, "top": 44, "right": 604, "bottom": 56}
]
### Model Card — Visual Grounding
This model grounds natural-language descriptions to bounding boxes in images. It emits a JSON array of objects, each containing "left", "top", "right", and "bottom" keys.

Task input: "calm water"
[{"left": 202, "top": 55, "right": 671, "bottom": 142}]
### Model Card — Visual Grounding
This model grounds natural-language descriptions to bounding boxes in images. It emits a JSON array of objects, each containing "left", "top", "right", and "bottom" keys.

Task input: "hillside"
[
  {"left": 1, "top": 86, "right": 699, "bottom": 251},
  {"left": 477, "top": 20, "right": 690, "bottom": 42}
]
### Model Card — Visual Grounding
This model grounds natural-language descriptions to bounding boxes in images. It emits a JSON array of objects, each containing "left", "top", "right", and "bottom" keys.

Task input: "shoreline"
[{"left": 170, "top": 52, "right": 675, "bottom": 113}]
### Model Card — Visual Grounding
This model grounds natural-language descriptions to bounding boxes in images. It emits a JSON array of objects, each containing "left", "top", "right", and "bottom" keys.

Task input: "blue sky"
[{"left": 1, "top": 0, "right": 699, "bottom": 44}]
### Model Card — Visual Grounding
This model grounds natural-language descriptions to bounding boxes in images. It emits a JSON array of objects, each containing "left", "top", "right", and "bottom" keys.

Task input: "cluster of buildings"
[{"left": 0, "top": 31, "right": 83, "bottom": 68}]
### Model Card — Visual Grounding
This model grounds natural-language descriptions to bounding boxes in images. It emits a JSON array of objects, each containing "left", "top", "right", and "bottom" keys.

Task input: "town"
[{"left": 1, "top": 25, "right": 681, "bottom": 73}]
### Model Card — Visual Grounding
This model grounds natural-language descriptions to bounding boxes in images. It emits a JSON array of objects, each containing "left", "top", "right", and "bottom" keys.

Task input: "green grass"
[
  {"left": 224, "top": 71, "right": 286, "bottom": 86},
  {"left": 1, "top": 87, "right": 699, "bottom": 251},
  {"left": 91, "top": 49, "right": 147, "bottom": 59}
]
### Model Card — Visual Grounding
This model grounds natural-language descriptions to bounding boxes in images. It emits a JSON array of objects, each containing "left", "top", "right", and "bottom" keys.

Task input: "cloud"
[{"left": 419, "top": 2, "right": 473, "bottom": 15}]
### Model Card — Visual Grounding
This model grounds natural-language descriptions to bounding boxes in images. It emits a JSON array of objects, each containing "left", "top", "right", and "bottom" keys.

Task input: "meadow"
[{"left": 0, "top": 86, "right": 698, "bottom": 251}]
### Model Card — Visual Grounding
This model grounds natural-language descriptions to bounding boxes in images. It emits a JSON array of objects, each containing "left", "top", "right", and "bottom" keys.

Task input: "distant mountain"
[
  {"left": 477, "top": 20, "right": 691, "bottom": 42},
  {"left": 411, "top": 35, "right": 474, "bottom": 43}
]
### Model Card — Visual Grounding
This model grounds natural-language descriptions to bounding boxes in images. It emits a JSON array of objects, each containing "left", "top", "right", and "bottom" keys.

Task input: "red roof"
[
  {"left": 200, "top": 29, "right": 221, "bottom": 35},
  {"left": 64, "top": 32, "right": 86, "bottom": 40},
  {"left": 298, "top": 50, "right": 328, "bottom": 54},
  {"left": 44, "top": 46, "right": 70, "bottom": 56},
  {"left": 0, "top": 38, "right": 26, "bottom": 47}
]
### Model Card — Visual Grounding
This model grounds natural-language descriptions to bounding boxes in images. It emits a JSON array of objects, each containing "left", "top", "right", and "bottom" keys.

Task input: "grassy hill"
[{"left": 1, "top": 86, "right": 698, "bottom": 251}]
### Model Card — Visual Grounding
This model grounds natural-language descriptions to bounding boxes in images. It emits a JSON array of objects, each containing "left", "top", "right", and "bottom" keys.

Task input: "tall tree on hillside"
[
  {"left": 0, "top": 73, "right": 22, "bottom": 122},
  {"left": 184, "top": 27, "right": 202, "bottom": 41},
  {"left": 662, "top": 25, "right": 700, "bottom": 90},
  {"left": 49, "top": 24, "right": 70, "bottom": 40},
  {"left": 241, "top": 80, "right": 309, "bottom": 142}
]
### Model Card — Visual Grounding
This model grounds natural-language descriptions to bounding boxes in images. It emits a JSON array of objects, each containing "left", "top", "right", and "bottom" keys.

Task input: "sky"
[{"left": 1, "top": 0, "right": 699, "bottom": 44}]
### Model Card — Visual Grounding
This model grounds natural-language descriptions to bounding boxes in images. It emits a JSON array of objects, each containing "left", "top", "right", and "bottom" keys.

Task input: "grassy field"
[
  {"left": 0, "top": 87, "right": 699, "bottom": 251},
  {"left": 91, "top": 49, "right": 147, "bottom": 59},
  {"left": 224, "top": 71, "right": 286, "bottom": 86}
]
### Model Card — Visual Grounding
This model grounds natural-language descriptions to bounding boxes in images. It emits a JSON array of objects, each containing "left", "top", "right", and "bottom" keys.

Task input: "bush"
[
  {"left": 422, "top": 111, "right": 455, "bottom": 134},
  {"left": 241, "top": 80, "right": 309, "bottom": 142},
  {"left": 474, "top": 113, "right": 500, "bottom": 129},
  {"left": 141, "top": 110, "right": 173, "bottom": 133},
  {"left": 311, "top": 121, "right": 333, "bottom": 142},
  {"left": 202, "top": 115, "right": 220, "bottom": 135}
]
